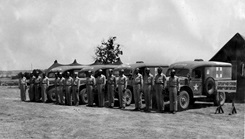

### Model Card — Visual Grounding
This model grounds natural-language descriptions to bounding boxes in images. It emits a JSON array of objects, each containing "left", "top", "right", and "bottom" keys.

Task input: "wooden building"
[{"left": 210, "top": 33, "right": 245, "bottom": 103}]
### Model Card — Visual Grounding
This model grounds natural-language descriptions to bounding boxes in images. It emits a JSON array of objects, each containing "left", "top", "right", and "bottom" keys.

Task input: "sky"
[{"left": 0, "top": 0, "right": 244, "bottom": 70}]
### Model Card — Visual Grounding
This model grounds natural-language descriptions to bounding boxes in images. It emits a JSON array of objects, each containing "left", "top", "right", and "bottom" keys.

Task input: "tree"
[{"left": 94, "top": 36, "right": 123, "bottom": 64}]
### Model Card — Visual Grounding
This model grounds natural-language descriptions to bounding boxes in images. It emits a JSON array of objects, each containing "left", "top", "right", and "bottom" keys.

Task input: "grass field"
[{"left": 0, "top": 86, "right": 244, "bottom": 139}]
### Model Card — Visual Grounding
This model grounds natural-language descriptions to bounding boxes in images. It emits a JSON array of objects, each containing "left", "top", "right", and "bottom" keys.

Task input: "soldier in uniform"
[
  {"left": 19, "top": 73, "right": 27, "bottom": 101},
  {"left": 133, "top": 68, "right": 143, "bottom": 111},
  {"left": 168, "top": 69, "right": 179, "bottom": 114},
  {"left": 54, "top": 72, "right": 60, "bottom": 104},
  {"left": 143, "top": 68, "right": 154, "bottom": 112},
  {"left": 41, "top": 73, "right": 49, "bottom": 103},
  {"left": 154, "top": 67, "right": 167, "bottom": 113},
  {"left": 107, "top": 69, "right": 116, "bottom": 108},
  {"left": 28, "top": 73, "right": 36, "bottom": 102},
  {"left": 35, "top": 73, "right": 42, "bottom": 102},
  {"left": 96, "top": 69, "right": 106, "bottom": 107},
  {"left": 72, "top": 72, "right": 80, "bottom": 106},
  {"left": 65, "top": 72, "right": 73, "bottom": 106},
  {"left": 86, "top": 70, "right": 96, "bottom": 107},
  {"left": 117, "top": 69, "right": 127, "bottom": 109},
  {"left": 59, "top": 73, "right": 66, "bottom": 105}
]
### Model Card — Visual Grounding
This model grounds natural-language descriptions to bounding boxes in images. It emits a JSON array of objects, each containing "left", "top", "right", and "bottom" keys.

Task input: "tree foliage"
[{"left": 94, "top": 37, "right": 123, "bottom": 64}]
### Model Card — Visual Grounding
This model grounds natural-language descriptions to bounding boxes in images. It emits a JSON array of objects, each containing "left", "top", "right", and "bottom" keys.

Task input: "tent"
[{"left": 210, "top": 33, "right": 245, "bottom": 103}]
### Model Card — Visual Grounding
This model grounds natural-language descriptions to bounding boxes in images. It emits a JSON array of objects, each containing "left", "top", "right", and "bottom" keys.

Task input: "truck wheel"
[
  {"left": 47, "top": 87, "right": 56, "bottom": 102},
  {"left": 178, "top": 90, "right": 190, "bottom": 110},
  {"left": 214, "top": 92, "right": 226, "bottom": 106},
  {"left": 125, "top": 89, "right": 132, "bottom": 106},
  {"left": 80, "top": 88, "right": 88, "bottom": 104},
  {"left": 205, "top": 77, "right": 215, "bottom": 96}
]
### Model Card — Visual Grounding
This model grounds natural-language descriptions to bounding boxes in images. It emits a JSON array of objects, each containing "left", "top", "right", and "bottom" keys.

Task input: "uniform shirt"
[
  {"left": 73, "top": 77, "right": 80, "bottom": 86},
  {"left": 30, "top": 76, "right": 36, "bottom": 84},
  {"left": 96, "top": 74, "right": 106, "bottom": 85},
  {"left": 133, "top": 73, "right": 143, "bottom": 85},
  {"left": 65, "top": 77, "right": 73, "bottom": 86},
  {"left": 21, "top": 77, "right": 27, "bottom": 85},
  {"left": 35, "top": 76, "right": 42, "bottom": 85},
  {"left": 168, "top": 76, "right": 179, "bottom": 88},
  {"left": 86, "top": 76, "right": 96, "bottom": 86},
  {"left": 144, "top": 73, "right": 154, "bottom": 85},
  {"left": 42, "top": 77, "right": 49, "bottom": 86},
  {"left": 59, "top": 77, "right": 65, "bottom": 86},
  {"left": 154, "top": 74, "right": 167, "bottom": 85},
  {"left": 107, "top": 75, "right": 116, "bottom": 86},
  {"left": 118, "top": 75, "right": 127, "bottom": 87}
]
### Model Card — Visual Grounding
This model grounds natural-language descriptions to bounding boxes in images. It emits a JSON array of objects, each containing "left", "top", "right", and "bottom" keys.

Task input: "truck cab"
[{"left": 166, "top": 60, "right": 234, "bottom": 110}]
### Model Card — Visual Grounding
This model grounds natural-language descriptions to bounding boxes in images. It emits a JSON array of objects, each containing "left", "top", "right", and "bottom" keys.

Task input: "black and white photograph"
[{"left": 0, "top": 0, "right": 244, "bottom": 138}]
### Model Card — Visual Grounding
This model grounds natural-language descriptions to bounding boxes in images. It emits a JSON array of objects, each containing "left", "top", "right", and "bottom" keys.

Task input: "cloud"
[{"left": 0, "top": 0, "right": 244, "bottom": 70}]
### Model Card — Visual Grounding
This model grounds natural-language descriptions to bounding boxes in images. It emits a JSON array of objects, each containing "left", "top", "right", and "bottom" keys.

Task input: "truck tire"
[
  {"left": 47, "top": 87, "right": 56, "bottom": 102},
  {"left": 178, "top": 90, "right": 190, "bottom": 110},
  {"left": 125, "top": 89, "right": 132, "bottom": 106},
  {"left": 205, "top": 77, "right": 215, "bottom": 96},
  {"left": 79, "top": 88, "right": 88, "bottom": 104},
  {"left": 214, "top": 92, "right": 226, "bottom": 106}
]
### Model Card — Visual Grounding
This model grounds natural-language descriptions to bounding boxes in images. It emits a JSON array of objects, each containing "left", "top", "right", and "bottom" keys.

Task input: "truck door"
[{"left": 190, "top": 68, "right": 203, "bottom": 95}]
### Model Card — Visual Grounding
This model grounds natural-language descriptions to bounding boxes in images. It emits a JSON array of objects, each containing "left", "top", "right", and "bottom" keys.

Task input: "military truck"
[
  {"left": 46, "top": 65, "right": 86, "bottom": 102},
  {"left": 77, "top": 64, "right": 121, "bottom": 104},
  {"left": 114, "top": 62, "right": 169, "bottom": 106},
  {"left": 166, "top": 60, "right": 237, "bottom": 110}
]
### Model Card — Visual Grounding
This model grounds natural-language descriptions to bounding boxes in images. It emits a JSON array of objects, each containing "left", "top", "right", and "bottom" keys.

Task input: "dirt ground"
[{"left": 0, "top": 86, "right": 244, "bottom": 139}]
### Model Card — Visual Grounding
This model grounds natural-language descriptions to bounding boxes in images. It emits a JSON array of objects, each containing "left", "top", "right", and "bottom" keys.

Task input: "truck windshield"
[
  {"left": 78, "top": 71, "right": 87, "bottom": 78},
  {"left": 167, "top": 68, "right": 190, "bottom": 77}
]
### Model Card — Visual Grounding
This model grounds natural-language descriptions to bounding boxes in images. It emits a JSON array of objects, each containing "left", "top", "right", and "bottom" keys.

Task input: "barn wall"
[{"left": 235, "top": 60, "right": 245, "bottom": 103}]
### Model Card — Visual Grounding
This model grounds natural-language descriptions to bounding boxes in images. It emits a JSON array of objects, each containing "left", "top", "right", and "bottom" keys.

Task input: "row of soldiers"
[
  {"left": 19, "top": 72, "right": 49, "bottom": 102},
  {"left": 19, "top": 67, "right": 179, "bottom": 113},
  {"left": 85, "top": 67, "right": 180, "bottom": 113}
]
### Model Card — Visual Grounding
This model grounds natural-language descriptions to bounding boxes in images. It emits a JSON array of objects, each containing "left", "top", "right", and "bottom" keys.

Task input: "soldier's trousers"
[
  {"left": 155, "top": 84, "right": 164, "bottom": 111},
  {"left": 55, "top": 86, "right": 60, "bottom": 104},
  {"left": 59, "top": 86, "right": 65, "bottom": 104},
  {"left": 66, "top": 86, "right": 72, "bottom": 106},
  {"left": 133, "top": 84, "right": 142, "bottom": 109},
  {"left": 35, "top": 85, "right": 41, "bottom": 102},
  {"left": 72, "top": 86, "right": 79, "bottom": 105},
  {"left": 20, "top": 85, "right": 26, "bottom": 101},
  {"left": 87, "top": 85, "right": 94, "bottom": 106},
  {"left": 107, "top": 85, "right": 115, "bottom": 107},
  {"left": 169, "top": 87, "right": 178, "bottom": 112},
  {"left": 97, "top": 84, "right": 105, "bottom": 107},
  {"left": 144, "top": 85, "right": 152, "bottom": 111},
  {"left": 29, "top": 84, "right": 35, "bottom": 101},
  {"left": 41, "top": 84, "right": 47, "bottom": 102},
  {"left": 118, "top": 85, "right": 126, "bottom": 108}
]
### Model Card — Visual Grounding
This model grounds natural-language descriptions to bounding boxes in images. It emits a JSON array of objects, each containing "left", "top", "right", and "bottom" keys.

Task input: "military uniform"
[
  {"left": 168, "top": 76, "right": 179, "bottom": 112},
  {"left": 96, "top": 74, "right": 106, "bottom": 107},
  {"left": 118, "top": 75, "right": 127, "bottom": 109},
  {"left": 143, "top": 73, "right": 154, "bottom": 112},
  {"left": 19, "top": 76, "right": 27, "bottom": 101},
  {"left": 41, "top": 76, "right": 49, "bottom": 103},
  {"left": 65, "top": 76, "right": 73, "bottom": 106},
  {"left": 133, "top": 73, "right": 143, "bottom": 110},
  {"left": 59, "top": 77, "right": 65, "bottom": 105},
  {"left": 86, "top": 75, "right": 96, "bottom": 106},
  {"left": 34, "top": 75, "right": 42, "bottom": 102},
  {"left": 29, "top": 76, "right": 36, "bottom": 102},
  {"left": 54, "top": 77, "right": 60, "bottom": 104},
  {"left": 154, "top": 74, "right": 166, "bottom": 112},
  {"left": 107, "top": 74, "right": 116, "bottom": 107},
  {"left": 72, "top": 76, "right": 80, "bottom": 106}
]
